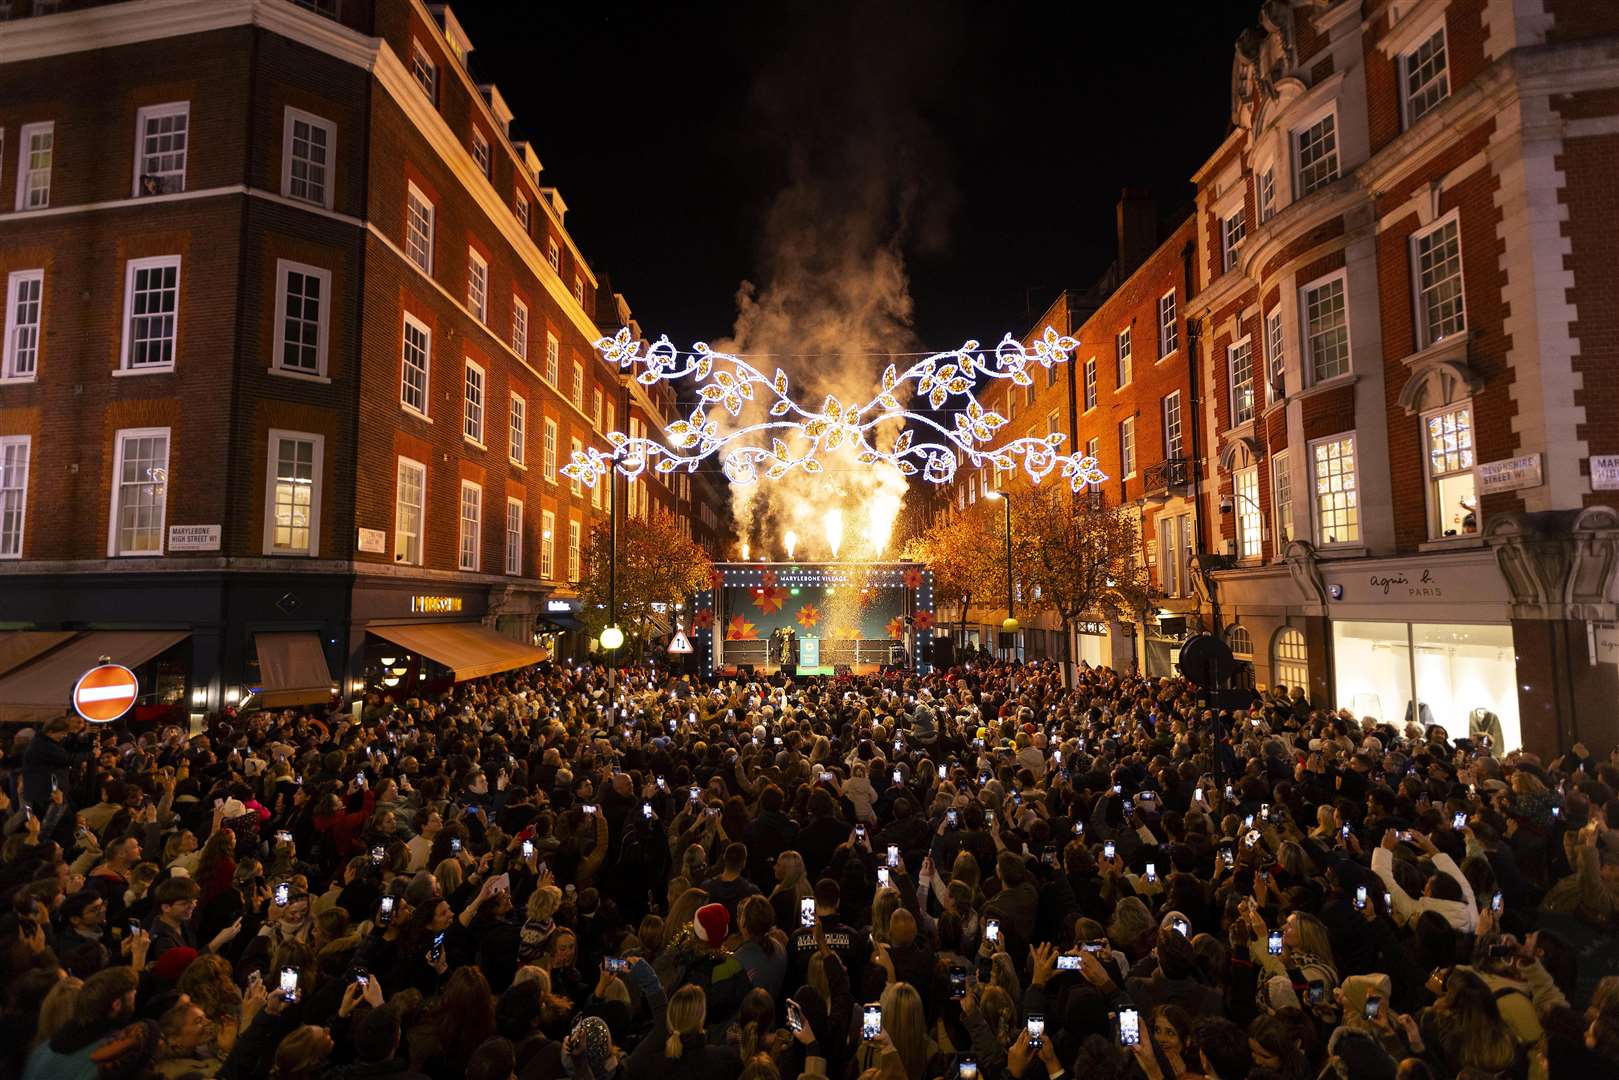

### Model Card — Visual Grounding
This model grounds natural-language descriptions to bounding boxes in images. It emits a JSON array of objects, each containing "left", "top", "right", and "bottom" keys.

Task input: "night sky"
[{"left": 452, "top": 1, "right": 1259, "bottom": 353}]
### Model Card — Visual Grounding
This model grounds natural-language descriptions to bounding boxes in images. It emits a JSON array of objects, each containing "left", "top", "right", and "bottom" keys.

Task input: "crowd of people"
[{"left": 2, "top": 655, "right": 1617, "bottom": 1080}]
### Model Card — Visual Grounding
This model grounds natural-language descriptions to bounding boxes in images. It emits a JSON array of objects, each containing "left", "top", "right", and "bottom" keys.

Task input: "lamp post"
[
  {"left": 984, "top": 490, "right": 1017, "bottom": 660},
  {"left": 599, "top": 379, "right": 628, "bottom": 680}
]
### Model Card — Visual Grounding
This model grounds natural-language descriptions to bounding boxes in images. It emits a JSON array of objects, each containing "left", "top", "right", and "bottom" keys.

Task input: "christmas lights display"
[{"left": 561, "top": 326, "right": 1111, "bottom": 491}]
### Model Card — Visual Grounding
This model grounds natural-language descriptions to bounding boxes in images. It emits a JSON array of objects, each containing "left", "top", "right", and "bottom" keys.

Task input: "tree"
[
  {"left": 905, "top": 501, "right": 1007, "bottom": 645},
  {"left": 580, "top": 510, "right": 715, "bottom": 659}
]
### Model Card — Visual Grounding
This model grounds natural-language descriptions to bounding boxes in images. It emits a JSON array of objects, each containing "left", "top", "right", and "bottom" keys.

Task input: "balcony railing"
[{"left": 1144, "top": 456, "right": 1191, "bottom": 498}]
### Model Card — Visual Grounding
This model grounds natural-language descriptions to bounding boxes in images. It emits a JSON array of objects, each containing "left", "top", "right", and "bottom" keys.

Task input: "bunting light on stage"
[{"left": 560, "top": 326, "right": 1111, "bottom": 492}]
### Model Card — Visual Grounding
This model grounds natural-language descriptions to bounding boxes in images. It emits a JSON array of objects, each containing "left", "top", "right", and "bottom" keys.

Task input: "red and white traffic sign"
[{"left": 73, "top": 664, "right": 139, "bottom": 723}]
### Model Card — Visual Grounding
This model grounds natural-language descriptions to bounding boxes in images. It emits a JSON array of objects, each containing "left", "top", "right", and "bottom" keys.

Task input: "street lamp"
[
  {"left": 983, "top": 490, "right": 1018, "bottom": 656},
  {"left": 600, "top": 377, "right": 629, "bottom": 669}
]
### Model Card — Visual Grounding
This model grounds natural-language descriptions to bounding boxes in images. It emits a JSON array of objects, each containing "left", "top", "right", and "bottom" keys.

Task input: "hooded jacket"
[{"left": 1371, "top": 847, "right": 1477, "bottom": 933}]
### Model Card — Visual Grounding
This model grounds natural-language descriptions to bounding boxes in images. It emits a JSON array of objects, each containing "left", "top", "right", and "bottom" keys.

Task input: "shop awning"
[
  {"left": 368, "top": 622, "right": 547, "bottom": 682},
  {"left": 0, "top": 629, "right": 188, "bottom": 724},
  {"left": 0, "top": 630, "right": 76, "bottom": 679},
  {"left": 539, "top": 612, "right": 585, "bottom": 633},
  {"left": 254, "top": 632, "right": 334, "bottom": 708}
]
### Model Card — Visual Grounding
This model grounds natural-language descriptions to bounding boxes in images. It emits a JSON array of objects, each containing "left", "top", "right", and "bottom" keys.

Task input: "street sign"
[
  {"left": 667, "top": 629, "right": 693, "bottom": 655},
  {"left": 73, "top": 663, "right": 139, "bottom": 723}
]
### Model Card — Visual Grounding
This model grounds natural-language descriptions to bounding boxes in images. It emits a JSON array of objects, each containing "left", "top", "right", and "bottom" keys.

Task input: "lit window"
[
  {"left": 505, "top": 498, "right": 523, "bottom": 575},
  {"left": 1116, "top": 327, "right": 1132, "bottom": 387},
  {"left": 282, "top": 108, "right": 334, "bottom": 208},
  {"left": 1301, "top": 273, "right": 1350, "bottom": 383},
  {"left": 1229, "top": 337, "right": 1255, "bottom": 426},
  {"left": 3, "top": 269, "right": 44, "bottom": 380},
  {"left": 1413, "top": 215, "right": 1465, "bottom": 347},
  {"left": 1294, "top": 112, "right": 1339, "bottom": 196},
  {"left": 509, "top": 393, "right": 526, "bottom": 466},
  {"left": 1158, "top": 290, "right": 1177, "bottom": 357},
  {"left": 110, "top": 428, "right": 170, "bottom": 556},
  {"left": 1311, "top": 435, "right": 1359, "bottom": 545},
  {"left": 466, "top": 249, "right": 488, "bottom": 323},
  {"left": 1265, "top": 309, "right": 1285, "bottom": 403},
  {"left": 1424, "top": 403, "right": 1477, "bottom": 538},
  {"left": 1047, "top": 410, "right": 1061, "bottom": 439},
  {"left": 570, "top": 437, "right": 583, "bottom": 496},
  {"left": 572, "top": 361, "right": 584, "bottom": 409},
  {"left": 1235, "top": 465, "right": 1261, "bottom": 559},
  {"left": 0, "top": 435, "right": 31, "bottom": 559},
  {"left": 1162, "top": 391, "right": 1183, "bottom": 459},
  {"left": 544, "top": 333, "right": 559, "bottom": 385},
  {"left": 400, "top": 314, "right": 430, "bottom": 416},
  {"left": 458, "top": 481, "right": 482, "bottom": 571},
  {"left": 511, "top": 296, "right": 528, "bottom": 358},
  {"left": 1158, "top": 516, "right": 1180, "bottom": 596},
  {"left": 543, "top": 417, "right": 557, "bottom": 482},
  {"left": 568, "top": 519, "right": 581, "bottom": 581},
  {"left": 134, "top": 103, "right": 188, "bottom": 196},
  {"left": 394, "top": 457, "right": 425, "bottom": 565},
  {"left": 16, "top": 122, "right": 53, "bottom": 210},
  {"left": 1120, "top": 417, "right": 1136, "bottom": 478},
  {"left": 265, "top": 430, "right": 322, "bottom": 555},
  {"left": 1083, "top": 357, "right": 1097, "bottom": 411},
  {"left": 1274, "top": 627, "right": 1308, "bottom": 690},
  {"left": 1272, "top": 449, "right": 1293, "bottom": 546},
  {"left": 273, "top": 260, "right": 330, "bottom": 378},
  {"left": 410, "top": 41, "right": 437, "bottom": 102},
  {"left": 405, "top": 184, "right": 434, "bottom": 274},
  {"left": 471, "top": 130, "right": 491, "bottom": 178},
  {"left": 1222, "top": 209, "right": 1245, "bottom": 272},
  {"left": 1402, "top": 25, "right": 1449, "bottom": 126},
  {"left": 1226, "top": 624, "right": 1253, "bottom": 658},
  {"left": 1258, "top": 168, "right": 1276, "bottom": 223},
  {"left": 540, "top": 509, "right": 555, "bottom": 578},
  {"left": 592, "top": 388, "right": 603, "bottom": 431},
  {"left": 121, "top": 256, "right": 181, "bottom": 371},
  {"left": 463, "top": 360, "right": 485, "bottom": 445}
]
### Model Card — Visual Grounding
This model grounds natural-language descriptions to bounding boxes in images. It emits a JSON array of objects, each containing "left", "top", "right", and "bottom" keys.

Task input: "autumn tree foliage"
[
  {"left": 906, "top": 501, "right": 1007, "bottom": 642},
  {"left": 1012, "top": 484, "right": 1151, "bottom": 640},
  {"left": 580, "top": 510, "right": 714, "bottom": 657}
]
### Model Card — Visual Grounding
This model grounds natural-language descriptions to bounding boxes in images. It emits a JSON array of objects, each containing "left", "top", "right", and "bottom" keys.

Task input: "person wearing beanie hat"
[{"left": 151, "top": 945, "right": 198, "bottom": 983}]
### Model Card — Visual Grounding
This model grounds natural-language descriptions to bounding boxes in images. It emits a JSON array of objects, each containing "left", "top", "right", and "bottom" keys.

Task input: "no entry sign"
[{"left": 73, "top": 664, "right": 139, "bottom": 723}]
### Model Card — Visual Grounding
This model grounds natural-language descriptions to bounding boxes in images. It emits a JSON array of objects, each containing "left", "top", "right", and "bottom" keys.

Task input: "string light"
[{"left": 562, "top": 326, "right": 1111, "bottom": 491}]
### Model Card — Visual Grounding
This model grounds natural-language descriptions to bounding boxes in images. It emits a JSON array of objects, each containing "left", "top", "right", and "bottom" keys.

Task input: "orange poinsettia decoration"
[
  {"left": 708, "top": 570, "right": 725, "bottom": 592},
  {"left": 902, "top": 567, "right": 924, "bottom": 589},
  {"left": 796, "top": 604, "right": 821, "bottom": 630},
  {"left": 726, "top": 614, "right": 758, "bottom": 640},
  {"left": 839, "top": 624, "right": 862, "bottom": 640},
  {"left": 761, "top": 570, "right": 778, "bottom": 588},
  {"left": 886, "top": 616, "right": 906, "bottom": 639},
  {"left": 753, "top": 587, "right": 787, "bottom": 614},
  {"left": 693, "top": 608, "right": 714, "bottom": 630},
  {"left": 912, "top": 610, "right": 934, "bottom": 631}
]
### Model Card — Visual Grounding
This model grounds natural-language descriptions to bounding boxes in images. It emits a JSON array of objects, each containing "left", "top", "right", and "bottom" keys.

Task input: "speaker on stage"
[{"left": 925, "top": 637, "right": 955, "bottom": 667}]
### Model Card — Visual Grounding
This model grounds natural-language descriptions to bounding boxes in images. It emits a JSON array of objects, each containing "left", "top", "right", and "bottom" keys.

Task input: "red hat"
[
  {"left": 152, "top": 946, "right": 199, "bottom": 982},
  {"left": 693, "top": 902, "right": 730, "bottom": 944}
]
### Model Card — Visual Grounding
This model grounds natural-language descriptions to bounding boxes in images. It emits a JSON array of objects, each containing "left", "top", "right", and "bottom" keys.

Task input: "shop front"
[
  {"left": 1074, "top": 620, "right": 1110, "bottom": 669},
  {"left": 537, "top": 596, "right": 587, "bottom": 661}
]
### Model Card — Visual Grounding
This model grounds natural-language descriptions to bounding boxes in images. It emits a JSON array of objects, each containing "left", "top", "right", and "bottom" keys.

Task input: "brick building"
[{"left": 0, "top": 0, "right": 727, "bottom": 722}]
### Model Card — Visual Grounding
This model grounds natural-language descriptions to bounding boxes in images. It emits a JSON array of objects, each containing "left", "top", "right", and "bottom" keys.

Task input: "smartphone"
[
  {"left": 1452, "top": 811, "right": 1468, "bottom": 830},
  {"left": 668, "top": 718, "right": 678, "bottom": 733},
  {"left": 689, "top": 786, "right": 701, "bottom": 803},
  {"left": 1308, "top": 980, "right": 1324, "bottom": 1004},
  {"left": 275, "top": 830, "right": 293, "bottom": 844},
  {"left": 604, "top": 956, "right": 631, "bottom": 972},
  {"left": 938, "top": 764, "right": 947, "bottom": 780},
  {"left": 128, "top": 918, "right": 142, "bottom": 937},
  {"left": 1267, "top": 930, "right": 1283, "bottom": 956},
  {"left": 1103, "top": 841, "right": 1116, "bottom": 860},
  {"left": 1341, "top": 824, "right": 1351, "bottom": 839},
  {"left": 1072, "top": 820, "right": 1083, "bottom": 835},
  {"left": 1552, "top": 805, "right": 1562, "bottom": 819},
  {"left": 949, "top": 965, "right": 968, "bottom": 998},
  {"left": 1384, "top": 890, "right": 1393, "bottom": 911},
  {"left": 887, "top": 844, "right": 899, "bottom": 868},
  {"left": 1172, "top": 916, "right": 1191, "bottom": 936},
  {"left": 582, "top": 804, "right": 597, "bottom": 816},
  {"left": 1244, "top": 813, "right": 1256, "bottom": 829},
  {"left": 1398, "top": 830, "right": 1412, "bottom": 842},
  {"left": 1492, "top": 891, "right": 1504, "bottom": 913},
  {"left": 1117, "top": 1006, "right": 1141, "bottom": 1046},
  {"left": 355, "top": 772, "right": 366, "bottom": 787},
  {"left": 1083, "top": 939, "right": 1107, "bottom": 954},
  {"left": 877, "top": 867, "right": 891, "bottom": 888},
  {"left": 1246, "top": 829, "right": 1262, "bottom": 848},
  {"left": 430, "top": 931, "right": 445, "bottom": 962},
  {"left": 522, "top": 839, "right": 535, "bottom": 858},
  {"left": 892, "top": 769, "right": 903, "bottom": 785},
  {"left": 959, "top": 1057, "right": 978, "bottom": 1080},
  {"left": 1194, "top": 787, "right": 1204, "bottom": 802},
  {"left": 862, "top": 1004, "right": 883, "bottom": 1041},
  {"left": 1365, "top": 994, "right": 1383, "bottom": 1019},
  {"left": 1026, "top": 1014, "right": 1045, "bottom": 1050},
  {"left": 948, "top": 809, "right": 959, "bottom": 827},
  {"left": 786, "top": 998, "right": 807, "bottom": 1032},
  {"left": 274, "top": 882, "right": 291, "bottom": 906},
  {"left": 641, "top": 802, "right": 653, "bottom": 820},
  {"left": 450, "top": 837, "right": 462, "bottom": 854},
  {"left": 656, "top": 776, "right": 668, "bottom": 792},
  {"left": 1144, "top": 862, "right": 1157, "bottom": 884},
  {"left": 280, "top": 967, "right": 301, "bottom": 1003},
  {"left": 1112, "top": 784, "right": 1122, "bottom": 795},
  {"left": 705, "top": 806, "right": 720, "bottom": 817},
  {"left": 1224, "top": 784, "right": 1235, "bottom": 800},
  {"left": 985, "top": 918, "right": 1001, "bottom": 943},
  {"left": 1355, "top": 885, "right": 1368, "bottom": 910},
  {"left": 1261, "top": 803, "right": 1271, "bottom": 821},
  {"left": 1056, "top": 954, "right": 1082, "bottom": 970},
  {"left": 855, "top": 824, "right": 867, "bottom": 840},
  {"left": 378, "top": 896, "right": 396, "bottom": 926},
  {"left": 354, "top": 969, "right": 370, "bottom": 989},
  {"left": 800, "top": 897, "right": 816, "bottom": 929}
]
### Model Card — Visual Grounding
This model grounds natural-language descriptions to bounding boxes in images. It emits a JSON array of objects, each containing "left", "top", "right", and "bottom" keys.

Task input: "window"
[
  {"left": 1235, "top": 465, "right": 1262, "bottom": 559},
  {"left": 273, "top": 260, "right": 330, "bottom": 378},
  {"left": 592, "top": 388, "right": 603, "bottom": 431},
  {"left": 1083, "top": 357, "right": 1097, "bottom": 411},
  {"left": 463, "top": 360, "right": 485, "bottom": 445},
  {"left": 120, "top": 256, "right": 181, "bottom": 371},
  {"left": 544, "top": 332, "right": 559, "bottom": 385},
  {"left": 540, "top": 510, "right": 555, "bottom": 578},
  {"left": 134, "top": 103, "right": 188, "bottom": 196},
  {"left": 405, "top": 184, "right": 434, "bottom": 274},
  {"left": 1301, "top": 272, "right": 1350, "bottom": 383},
  {"left": 466, "top": 249, "right": 488, "bottom": 323},
  {"left": 1007, "top": 390, "right": 1017, "bottom": 421},
  {"left": 1265, "top": 308, "right": 1285, "bottom": 403},
  {"left": 1401, "top": 24, "right": 1449, "bottom": 127},
  {"left": 109, "top": 428, "right": 170, "bottom": 556},
  {"left": 1424, "top": 403, "right": 1477, "bottom": 538},
  {"left": 1158, "top": 515, "right": 1182, "bottom": 596},
  {"left": 1272, "top": 449, "right": 1293, "bottom": 546},
  {"left": 1273, "top": 627, "right": 1309, "bottom": 690},
  {"left": 1162, "top": 392, "right": 1183, "bottom": 459},
  {"left": 400, "top": 314, "right": 430, "bottom": 416},
  {"left": 471, "top": 129, "right": 491, "bottom": 178},
  {"left": 592, "top": 460, "right": 603, "bottom": 509},
  {"left": 605, "top": 403, "right": 615, "bottom": 442},
  {"left": 1413, "top": 215, "right": 1465, "bottom": 347},
  {"left": 1228, "top": 336, "right": 1257, "bottom": 427},
  {"left": 1310, "top": 434, "right": 1359, "bottom": 545},
  {"left": 546, "top": 236, "right": 561, "bottom": 272},
  {"left": 1115, "top": 328, "right": 1132, "bottom": 387},
  {"left": 0, "top": 436, "right": 30, "bottom": 558},
  {"left": 1158, "top": 290, "right": 1177, "bottom": 357},
  {"left": 505, "top": 498, "right": 523, "bottom": 575},
  {"left": 514, "top": 193, "right": 530, "bottom": 231},
  {"left": 1294, "top": 111, "right": 1339, "bottom": 196},
  {"left": 570, "top": 437, "right": 583, "bottom": 496},
  {"left": 1120, "top": 417, "right": 1137, "bottom": 478},
  {"left": 1222, "top": 209, "right": 1245, "bottom": 272},
  {"left": 282, "top": 108, "right": 334, "bottom": 208},
  {"left": 291, "top": 0, "right": 338, "bottom": 15},
  {"left": 509, "top": 393, "right": 526, "bottom": 466},
  {"left": 264, "top": 430, "right": 323, "bottom": 556},
  {"left": 572, "top": 276, "right": 584, "bottom": 306},
  {"left": 1085, "top": 437, "right": 1099, "bottom": 464},
  {"left": 543, "top": 417, "right": 557, "bottom": 482},
  {"left": 571, "top": 361, "right": 584, "bottom": 409},
  {"left": 1226, "top": 624, "right": 1253, "bottom": 658},
  {"left": 394, "top": 457, "right": 425, "bottom": 565},
  {"left": 568, "top": 519, "right": 581, "bottom": 582},
  {"left": 410, "top": 40, "right": 437, "bottom": 102},
  {"left": 458, "top": 481, "right": 481, "bottom": 571},
  {"left": 511, "top": 296, "right": 528, "bottom": 359},
  {"left": 16, "top": 122, "right": 53, "bottom": 210},
  {"left": 1047, "top": 410, "right": 1061, "bottom": 439},
  {"left": 1258, "top": 168, "right": 1276, "bottom": 223},
  {"left": 968, "top": 475, "right": 977, "bottom": 504},
  {"left": 3, "top": 269, "right": 43, "bottom": 380}
]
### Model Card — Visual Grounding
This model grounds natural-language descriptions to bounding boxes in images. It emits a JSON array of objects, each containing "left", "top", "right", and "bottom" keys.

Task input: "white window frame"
[
  {"left": 570, "top": 436, "right": 583, "bottom": 496},
  {"left": 567, "top": 518, "right": 581, "bottom": 582},
  {"left": 509, "top": 392, "right": 527, "bottom": 467},
  {"left": 1221, "top": 207, "right": 1245, "bottom": 272},
  {"left": 572, "top": 275, "right": 584, "bottom": 306},
  {"left": 592, "top": 388, "right": 603, "bottom": 431},
  {"left": 543, "top": 416, "right": 558, "bottom": 483},
  {"left": 410, "top": 40, "right": 437, "bottom": 102},
  {"left": 119, "top": 255, "right": 181, "bottom": 373},
  {"left": 1272, "top": 449, "right": 1293, "bottom": 549},
  {"left": 1157, "top": 289, "right": 1177, "bottom": 358},
  {"left": 471, "top": 129, "right": 491, "bottom": 178},
  {"left": 1299, "top": 268, "right": 1351, "bottom": 384},
  {"left": 1120, "top": 416, "right": 1137, "bottom": 479},
  {"left": 1258, "top": 166, "right": 1277, "bottom": 223},
  {"left": 108, "top": 426, "right": 171, "bottom": 556},
  {"left": 1235, "top": 465, "right": 1262, "bottom": 560},
  {"left": 16, "top": 121, "right": 53, "bottom": 211},
  {"left": 1115, "top": 328, "right": 1132, "bottom": 388},
  {"left": 1162, "top": 391, "right": 1183, "bottom": 459},
  {"left": 505, "top": 497, "right": 523, "bottom": 575},
  {"left": 511, "top": 295, "right": 528, "bottom": 359},
  {"left": 405, "top": 183, "right": 434, "bottom": 275},
  {"left": 1085, "top": 437, "right": 1099, "bottom": 464},
  {"left": 514, "top": 193, "right": 530, "bottom": 231},
  {"left": 262, "top": 429, "right": 324, "bottom": 556},
  {"left": 1228, "top": 336, "right": 1255, "bottom": 427},
  {"left": 571, "top": 361, "right": 584, "bottom": 409},
  {"left": 394, "top": 456, "right": 426, "bottom": 565},
  {"left": 458, "top": 480, "right": 482, "bottom": 571},
  {"left": 1083, "top": 357, "right": 1097, "bottom": 411},
  {"left": 1309, "top": 433, "right": 1360, "bottom": 546},
  {"left": 1411, "top": 211, "right": 1466, "bottom": 349},
  {"left": 540, "top": 509, "right": 555, "bottom": 579},
  {"left": 1226, "top": 624, "right": 1254, "bottom": 659},
  {"left": 1421, "top": 401, "right": 1478, "bottom": 540},
  {"left": 546, "top": 236, "right": 561, "bottom": 273},
  {"left": 1274, "top": 627, "right": 1309, "bottom": 690},
  {"left": 544, "top": 332, "right": 559, "bottom": 385},
  {"left": 466, "top": 248, "right": 488, "bottom": 323},
  {"left": 132, "top": 102, "right": 189, "bottom": 197},
  {"left": 271, "top": 259, "right": 331, "bottom": 380},
  {"left": 0, "top": 435, "right": 31, "bottom": 559},
  {"left": 1292, "top": 105, "right": 1340, "bottom": 198},
  {"left": 1265, "top": 308, "right": 1286, "bottom": 403},
  {"left": 1158, "top": 515, "right": 1180, "bottom": 596},
  {"left": 3, "top": 268, "right": 44, "bottom": 381},
  {"left": 1399, "top": 22, "right": 1450, "bottom": 129},
  {"left": 463, "top": 359, "right": 486, "bottom": 446},
  {"left": 280, "top": 106, "right": 335, "bottom": 210},
  {"left": 400, "top": 312, "right": 431, "bottom": 418}
]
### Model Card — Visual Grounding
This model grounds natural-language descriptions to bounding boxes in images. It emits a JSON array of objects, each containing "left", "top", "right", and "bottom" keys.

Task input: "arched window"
[
  {"left": 1226, "top": 624, "right": 1253, "bottom": 658},
  {"left": 1273, "top": 627, "right": 1308, "bottom": 690}
]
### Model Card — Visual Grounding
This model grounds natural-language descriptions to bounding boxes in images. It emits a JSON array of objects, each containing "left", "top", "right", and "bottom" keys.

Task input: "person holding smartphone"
[{"left": 1239, "top": 902, "right": 1340, "bottom": 1005}]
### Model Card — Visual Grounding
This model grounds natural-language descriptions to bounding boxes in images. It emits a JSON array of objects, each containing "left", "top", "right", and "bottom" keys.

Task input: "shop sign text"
[
  {"left": 410, "top": 595, "right": 464, "bottom": 614},
  {"left": 1478, "top": 454, "right": 1543, "bottom": 495},
  {"left": 1369, "top": 568, "right": 1442, "bottom": 598}
]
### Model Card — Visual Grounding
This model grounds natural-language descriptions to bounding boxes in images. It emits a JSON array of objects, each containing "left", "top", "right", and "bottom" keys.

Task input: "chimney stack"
[{"left": 1116, "top": 188, "right": 1158, "bottom": 279}]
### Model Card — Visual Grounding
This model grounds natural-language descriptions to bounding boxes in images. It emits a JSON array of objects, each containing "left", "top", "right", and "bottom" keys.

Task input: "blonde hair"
[
  {"left": 878, "top": 982, "right": 928, "bottom": 1080},
  {"left": 770, "top": 851, "right": 813, "bottom": 902},
  {"left": 526, "top": 884, "right": 563, "bottom": 921},
  {"left": 978, "top": 985, "right": 1018, "bottom": 1044},
  {"left": 664, "top": 984, "right": 707, "bottom": 1059},
  {"left": 989, "top": 951, "right": 1020, "bottom": 1002},
  {"left": 666, "top": 887, "right": 708, "bottom": 942},
  {"left": 36, "top": 976, "right": 82, "bottom": 1045},
  {"left": 1288, "top": 912, "right": 1336, "bottom": 969},
  {"left": 806, "top": 952, "right": 831, "bottom": 1005},
  {"left": 434, "top": 858, "right": 463, "bottom": 897},
  {"left": 871, "top": 888, "right": 902, "bottom": 945}
]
